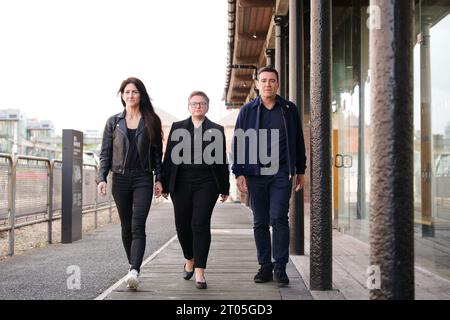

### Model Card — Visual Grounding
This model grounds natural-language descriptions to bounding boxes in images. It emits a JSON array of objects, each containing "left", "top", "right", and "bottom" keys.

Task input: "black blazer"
[{"left": 162, "top": 117, "right": 230, "bottom": 195}]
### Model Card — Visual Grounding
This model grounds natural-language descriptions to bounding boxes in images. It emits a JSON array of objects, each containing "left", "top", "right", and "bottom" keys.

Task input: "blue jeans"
[
  {"left": 112, "top": 171, "right": 153, "bottom": 272},
  {"left": 246, "top": 171, "right": 292, "bottom": 270}
]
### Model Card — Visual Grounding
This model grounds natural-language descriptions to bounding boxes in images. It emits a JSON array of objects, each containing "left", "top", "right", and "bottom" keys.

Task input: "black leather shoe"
[
  {"left": 183, "top": 264, "right": 194, "bottom": 280},
  {"left": 274, "top": 267, "right": 289, "bottom": 286},
  {"left": 254, "top": 268, "right": 273, "bottom": 283},
  {"left": 195, "top": 281, "right": 207, "bottom": 289}
]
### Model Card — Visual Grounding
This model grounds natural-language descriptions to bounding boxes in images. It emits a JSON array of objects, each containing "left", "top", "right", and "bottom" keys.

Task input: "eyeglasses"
[{"left": 189, "top": 102, "right": 208, "bottom": 108}]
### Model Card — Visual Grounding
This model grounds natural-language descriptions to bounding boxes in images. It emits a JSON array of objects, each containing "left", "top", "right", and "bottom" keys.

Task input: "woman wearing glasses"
[{"left": 162, "top": 91, "right": 229, "bottom": 289}]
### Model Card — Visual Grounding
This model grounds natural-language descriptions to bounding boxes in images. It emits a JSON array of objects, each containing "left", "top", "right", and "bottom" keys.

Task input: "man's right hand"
[
  {"left": 97, "top": 181, "right": 107, "bottom": 196},
  {"left": 236, "top": 176, "right": 248, "bottom": 193}
]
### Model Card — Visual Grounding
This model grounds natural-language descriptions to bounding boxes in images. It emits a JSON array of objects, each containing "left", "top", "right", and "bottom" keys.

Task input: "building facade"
[
  {"left": 224, "top": 0, "right": 450, "bottom": 298},
  {"left": 0, "top": 109, "right": 27, "bottom": 155}
]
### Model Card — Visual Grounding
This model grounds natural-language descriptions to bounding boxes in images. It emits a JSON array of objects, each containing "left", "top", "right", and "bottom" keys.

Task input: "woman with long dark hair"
[{"left": 97, "top": 77, "right": 163, "bottom": 290}]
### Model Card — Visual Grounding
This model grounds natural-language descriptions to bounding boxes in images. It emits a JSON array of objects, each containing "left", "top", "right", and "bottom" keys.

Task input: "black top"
[
  {"left": 162, "top": 117, "right": 230, "bottom": 195},
  {"left": 125, "top": 128, "right": 140, "bottom": 169},
  {"left": 259, "top": 103, "right": 288, "bottom": 171},
  {"left": 178, "top": 118, "right": 210, "bottom": 171}
]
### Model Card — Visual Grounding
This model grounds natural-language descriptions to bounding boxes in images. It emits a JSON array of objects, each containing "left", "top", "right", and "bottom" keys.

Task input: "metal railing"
[{"left": 0, "top": 153, "right": 115, "bottom": 256}]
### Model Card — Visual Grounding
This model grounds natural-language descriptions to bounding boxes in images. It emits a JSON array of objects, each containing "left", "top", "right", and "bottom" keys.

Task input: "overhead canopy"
[
  {"left": 224, "top": 0, "right": 278, "bottom": 109},
  {"left": 223, "top": 0, "right": 450, "bottom": 109}
]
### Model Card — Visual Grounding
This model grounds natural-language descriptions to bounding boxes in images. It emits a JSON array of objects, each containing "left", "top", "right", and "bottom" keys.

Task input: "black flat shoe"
[
  {"left": 195, "top": 281, "right": 207, "bottom": 289},
  {"left": 183, "top": 264, "right": 194, "bottom": 280}
]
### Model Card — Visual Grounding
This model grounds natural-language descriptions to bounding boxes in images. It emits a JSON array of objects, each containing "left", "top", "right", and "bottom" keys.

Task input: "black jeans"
[
  {"left": 171, "top": 170, "right": 219, "bottom": 269},
  {"left": 112, "top": 171, "right": 153, "bottom": 273}
]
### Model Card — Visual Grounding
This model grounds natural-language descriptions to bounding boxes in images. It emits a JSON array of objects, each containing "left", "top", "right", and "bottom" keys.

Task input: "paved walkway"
[
  {"left": 0, "top": 202, "right": 176, "bottom": 300},
  {"left": 291, "top": 206, "right": 450, "bottom": 300},
  {"left": 97, "top": 203, "right": 313, "bottom": 300},
  {"left": 97, "top": 201, "right": 450, "bottom": 300},
  {"left": 2, "top": 199, "right": 448, "bottom": 300}
]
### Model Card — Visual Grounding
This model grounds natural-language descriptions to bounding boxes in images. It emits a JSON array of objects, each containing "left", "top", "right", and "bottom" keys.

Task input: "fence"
[{"left": 0, "top": 153, "right": 115, "bottom": 256}]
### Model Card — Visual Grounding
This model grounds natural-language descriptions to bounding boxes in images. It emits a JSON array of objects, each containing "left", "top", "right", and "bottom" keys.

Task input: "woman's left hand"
[
  {"left": 220, "top": 194, "right": 229, "bottom": 203},
  {"left": 154, "top": 181, "right": 163, "bottom": 198}
]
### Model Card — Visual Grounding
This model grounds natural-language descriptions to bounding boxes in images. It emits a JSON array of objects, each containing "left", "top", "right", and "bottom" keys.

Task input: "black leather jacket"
[{"left": 96, "top": 110, "right": 162, "bottom": 184}]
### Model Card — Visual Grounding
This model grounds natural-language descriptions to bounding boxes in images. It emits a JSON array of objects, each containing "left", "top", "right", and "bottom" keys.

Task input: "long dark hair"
[{"left": 118, "top": 77, "right": 162, "bottom": 146}]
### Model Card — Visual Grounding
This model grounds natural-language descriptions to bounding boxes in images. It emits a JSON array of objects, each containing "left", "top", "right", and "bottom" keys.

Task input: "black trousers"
[
  {"left": 112, "top": 171, "right": 153, "bottom": 273},
  {"left": 171, "top": 172, "right": 219, "bottom": 269},
  {"left": 246, "top": 171, "right": 292, "bottom": 270}
]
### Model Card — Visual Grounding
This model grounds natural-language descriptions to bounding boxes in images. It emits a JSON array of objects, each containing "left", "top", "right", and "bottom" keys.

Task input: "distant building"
[
  {"left": 26, "top": 119, "right": 55, "bottom": 140},
  {"left": 217, "top": 110, "right": 239, "bottom": 203},
  {"left": 0, "top": 108, "right": 26, "bottom": 154},
  {"left": 217, "top": 110, "right": 239, "bottom": 155},
  {"left": 25, "top": 118, "right": 57, "bottom": 158},
  {"left": 0, "top": 109, "right": 59, "bottom": 158},
  {"left": 0, "top": 107, "right": 179, "bottom": 158},
  {"left": 154, "top": 107, "right": 178, "bottom": 152}
]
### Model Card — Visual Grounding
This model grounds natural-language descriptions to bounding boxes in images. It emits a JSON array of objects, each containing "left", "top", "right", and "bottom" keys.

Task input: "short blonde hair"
[{"left": 188, "top": 91, "right": 210, "bottom": 105}]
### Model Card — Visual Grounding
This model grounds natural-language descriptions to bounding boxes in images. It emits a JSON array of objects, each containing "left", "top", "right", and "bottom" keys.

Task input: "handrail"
[{"left": 0, "top": 153, "right": 116, "bottom": 256}]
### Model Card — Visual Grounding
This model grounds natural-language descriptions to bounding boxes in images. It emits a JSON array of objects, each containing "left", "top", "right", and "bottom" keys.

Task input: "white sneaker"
[{"left": 124, "top": 269, "right": 139, "bottom": 290}]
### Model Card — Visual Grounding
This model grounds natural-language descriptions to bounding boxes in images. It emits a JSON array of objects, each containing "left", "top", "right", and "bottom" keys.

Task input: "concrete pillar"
[
  {"left": 310, "top": 0, "right": 332, "bottom": 291},
  {"left": 369, "top": 0, "right": 415, "bottom": 300},
  {"left": 420, "top": 21, "right": 434, "bottom": 237},
  {"left": 288, "top": 0, "right": 305, "bottom": 255}
]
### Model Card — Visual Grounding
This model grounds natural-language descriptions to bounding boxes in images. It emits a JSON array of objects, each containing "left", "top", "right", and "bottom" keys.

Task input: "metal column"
[
  {"left": 288, "top": 0, "right": 305, "bottom": 255},
  {"left": 310, "top": 0, "right": 332, "bottom": 291},
  {"left": 266, "top": 48, "right": 275, "bottom": 67},
  {"left": 275, "top": 15, "right": 284, "bottom": 95},
  {"left": 369, "top": 0, "right": 415, "bottom": 300},
  {"left": 357, "top": 4, "right": 367, "bottom": 220},
  {"left": 420, "top": 21, "right": 434, "bottom": 237}
]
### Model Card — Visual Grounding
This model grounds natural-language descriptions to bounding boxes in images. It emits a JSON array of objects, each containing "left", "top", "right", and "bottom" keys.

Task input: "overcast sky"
[{"left": 0, "top": 0, "right": 232, "bottom": 133}]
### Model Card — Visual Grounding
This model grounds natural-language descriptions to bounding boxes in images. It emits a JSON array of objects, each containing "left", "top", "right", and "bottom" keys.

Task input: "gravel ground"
[
  {"left": 0, "top": 201, "right": 176, "bottom": 300},
  {"left": 0, "top": 207, "right": 121, "bottom": 260}
]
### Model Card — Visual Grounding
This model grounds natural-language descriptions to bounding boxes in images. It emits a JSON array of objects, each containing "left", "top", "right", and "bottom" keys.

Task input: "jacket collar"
[
  {"left": 250, "top": 95, "right": 290, "bottom": 110},
  {"left": 116, "top": 109, "right": 145, "bottom": 138},
  {"left": 181, "top": 116, "right": 212, "bottom": 130}
]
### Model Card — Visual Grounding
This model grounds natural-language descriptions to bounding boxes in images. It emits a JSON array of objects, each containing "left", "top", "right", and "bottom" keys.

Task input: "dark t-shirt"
[
  {"left": 178, "top": 118, "right": 213, "bottom": 181},
  {"left": 259, "top": 104, "right": 288, "bottom": 170},
  {"left": 124, "top": 128, "right": 141, "bottom": 169}
]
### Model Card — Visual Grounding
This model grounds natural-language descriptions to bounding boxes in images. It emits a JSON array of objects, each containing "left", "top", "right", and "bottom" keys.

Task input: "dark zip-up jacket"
[
  {"left": 231, "top": 95, "right": 307, "bottom": 177},
  {"left": 96, "top": 110, "right": 162, "bottom": 184}
]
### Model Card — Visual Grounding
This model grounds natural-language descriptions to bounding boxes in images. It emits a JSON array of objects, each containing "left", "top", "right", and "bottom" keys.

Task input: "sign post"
[{"left": 62, "top": 129, "right": 83, "bottom": 243}]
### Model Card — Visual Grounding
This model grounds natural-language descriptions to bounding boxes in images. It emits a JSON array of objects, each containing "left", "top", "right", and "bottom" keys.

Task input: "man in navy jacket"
[{"left": 232, "top": 66, "right": 307, "bottom": 286}]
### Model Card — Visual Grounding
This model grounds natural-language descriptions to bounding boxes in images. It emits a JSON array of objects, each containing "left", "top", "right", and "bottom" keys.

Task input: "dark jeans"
[
  {"left": 246, "top": 171, "right": 292, "bottom": 271},
  {"left": 171, "top": 172, "right": 219, "bottom": 269},
  {"left": 112, "top": 171, "right": 153, "bottom": 273}
]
